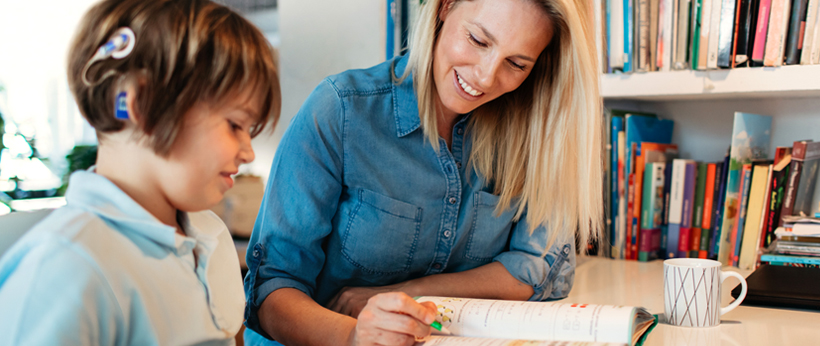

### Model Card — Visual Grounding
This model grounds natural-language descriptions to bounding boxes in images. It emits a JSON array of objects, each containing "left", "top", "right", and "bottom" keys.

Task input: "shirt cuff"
[
  {"left": 493, "top": 241, "right": 576, "bottom": 301},
  {"left": 244, "top": 276, "right": 313, "bottom": 340}
]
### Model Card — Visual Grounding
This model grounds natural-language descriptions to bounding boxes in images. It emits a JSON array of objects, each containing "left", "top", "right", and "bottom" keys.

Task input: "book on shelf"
[
  {"left": 729, "top": 163, "right": 754, "bottom": 266},
  {"left": 781, "top": 140, "right": 819, "bottom": 220},
  {"left": 641, "top": 162, "right": 667, "bottom": 261},
  {"left": 675, "top": 0, "right": 693, "bottom": 69},
  {"left": 634, "top": 143, "right": 678, "bottom": 260},
  {"left": 706, "top": 0, "right": 723, "bottom": 68},
  {"left": 637, "top": 0, "right": 652, "bottom": 72},
  {"left": 649, "top": 0, "right": 661, "bottom": 71},
  {"left": 716, "top": 112, "right": 772, "bottom": 265},
  {"left": 610, "top": 0, "right": 627, "bottom": 71},
  {"left": 709, "top": 153, "right": 730, "bottom": 259},
  {"left": 667, "top": 159, "right": 696, "bottom": 258},
  {"left": 763, "top": 0, "right": 792, "bottom": 67},
  {"left": 792, "top": 140, "right": 820, "bottom": 217},
  {"left": 699, "top": 162, "right": 718, "bottom": 258},
  {"left": 801, "top": 0, "right": 820, "bottom": 64},
  {"left": 413, "top": 297, "right": 657, "bottom": 346},
  {"left": 625, "top": 0, "right": 636, "bottom": 72},
  {"left": 732, "top": 0, "right": 758, "bottom": 67},
  {"left": 751, "top": 0, "right": 774, "bottom": 66},
  {"left": 690, "top": 162, "right": 709, "bottom": 258},
  {"left": 658, "top": 0, "right": 674, "bottom": 70},
  {"left": 784, "top": 0, "right": 810, "bottom": 65},
  {"left": 764, "top": 152, "right": 793, "bottom": 248},
  {"left": 698, "top": 0, "right": 714, "bottom": 69},
  {"left": 689, "top": 0, "right": 703, "bottom": 70},
  {"left": 812, "top": 0, "right": 820, "bottom": 63},
  {"left": 739, "top": 162, "right": 774, "bottom": 270},
  {"left": 717, "top": 0, "right": 739, "bottom": 68},
  {"left": 761, "top": 253, "right": 820, "bottom": 266},
  {"left": 623, "top": 116, "right": 674, "bottom": 259}
]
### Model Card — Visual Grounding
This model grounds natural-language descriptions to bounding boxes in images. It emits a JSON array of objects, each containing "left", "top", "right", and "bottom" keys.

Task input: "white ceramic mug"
[{"left": 663, "top": 258, "right": 747, "bottom": 327}]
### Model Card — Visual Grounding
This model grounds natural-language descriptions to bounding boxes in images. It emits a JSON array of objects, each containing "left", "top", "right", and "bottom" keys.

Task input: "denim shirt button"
[
  {"left": 457, "top": 128, "right": 464, "bottom": 135},
  {"left": 253, "top": 249, "right": 260, "bottom": 257},
  {"left": 443, "top": 230, "right": 451, "bottom": 238},
  {"left": 433, "top": 263, "right": 442, "bottom": 269},
  {"left": 456, "top": 162, "right": 461, "bottom": 169},
  {"left": 448, "top": 197, "right": 457, "bottom": 204}
]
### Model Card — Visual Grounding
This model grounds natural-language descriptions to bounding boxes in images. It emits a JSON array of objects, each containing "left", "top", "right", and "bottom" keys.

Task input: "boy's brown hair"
[{"left": 68, "top": 0, "right": 280, "bottom": 156}]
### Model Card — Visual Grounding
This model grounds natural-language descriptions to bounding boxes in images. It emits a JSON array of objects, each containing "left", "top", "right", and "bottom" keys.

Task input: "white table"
[{"left": 564, "top": 257, "right": 820, "bottom": 345}]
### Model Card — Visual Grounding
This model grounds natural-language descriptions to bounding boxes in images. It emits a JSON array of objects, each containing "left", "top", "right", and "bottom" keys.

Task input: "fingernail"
[{"left": 426, "top": 315, "right": 435, "bottom": 324}]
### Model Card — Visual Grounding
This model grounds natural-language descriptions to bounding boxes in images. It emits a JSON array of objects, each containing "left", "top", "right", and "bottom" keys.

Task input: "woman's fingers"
[{"left": 353, "top": 292, "right": 436, "bottom": 346}]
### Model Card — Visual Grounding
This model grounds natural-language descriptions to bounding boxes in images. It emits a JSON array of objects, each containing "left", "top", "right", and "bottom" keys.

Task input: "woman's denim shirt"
[{"left": 243, "top": 54, "right": 575, "bottom": 339}]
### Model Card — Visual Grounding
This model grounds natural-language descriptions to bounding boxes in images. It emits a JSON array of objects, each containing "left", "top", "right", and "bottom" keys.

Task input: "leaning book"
[{"left": 414, "top": 297, "right": 657, "bottom": 346}]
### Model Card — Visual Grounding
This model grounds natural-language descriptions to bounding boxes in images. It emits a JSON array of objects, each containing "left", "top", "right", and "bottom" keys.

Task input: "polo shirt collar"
[{"left": 65, "top": 168, "right": 199, "bottom": 253}]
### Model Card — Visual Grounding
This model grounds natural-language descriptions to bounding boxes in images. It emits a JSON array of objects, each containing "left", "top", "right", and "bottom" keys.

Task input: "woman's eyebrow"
[{"left": 469, "top": 21, "right": 537, "bottom": 62}]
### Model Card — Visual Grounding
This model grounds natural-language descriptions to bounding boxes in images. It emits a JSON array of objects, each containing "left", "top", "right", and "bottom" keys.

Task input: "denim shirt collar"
[
  {"left": 392, "top": 54, "right": 421, "bottom": 138},
  {"left": 65, "top": 168, "right": 201, "bottom": 253}
]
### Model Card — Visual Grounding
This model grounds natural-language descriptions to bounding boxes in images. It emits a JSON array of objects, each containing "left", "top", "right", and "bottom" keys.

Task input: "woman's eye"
[
  {"left": 508, "top": 60, "right": 526, "bottom": 71},
  {"left": 229, "top": 121, "right": 242, "bottom": 131},
  {"left": 468, "top": 32, "right": 487, "bottom": 47}
]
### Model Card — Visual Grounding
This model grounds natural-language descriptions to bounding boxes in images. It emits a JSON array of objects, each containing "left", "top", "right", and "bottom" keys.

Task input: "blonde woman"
[{"left": 243, "top": 0, "right": 602, "bottom": 345}]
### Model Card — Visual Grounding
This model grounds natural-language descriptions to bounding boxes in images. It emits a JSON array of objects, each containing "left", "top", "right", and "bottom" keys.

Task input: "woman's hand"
[
  {"left": 348, "top": 292, "right": 437, "bottom": 346},
  {"left": 329, "top": 283, "right": 410, "bottom": 318}
]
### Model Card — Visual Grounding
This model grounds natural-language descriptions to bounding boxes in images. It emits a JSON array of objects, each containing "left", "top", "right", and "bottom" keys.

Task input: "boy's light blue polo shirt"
[
  {"left": 243, "top": 53, "right": 576, "bottom": 344},
  {"left": 0, "top": 169, "right": 245, "bottom": 345}
]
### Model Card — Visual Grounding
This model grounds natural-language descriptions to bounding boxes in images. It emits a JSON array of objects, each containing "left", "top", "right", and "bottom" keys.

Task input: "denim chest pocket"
[
  {"left": 466, "top": 191, "right": 517, "bottom": 262},
  {"left": 342, "top": 188, "right": 422, "bottom": 274}
]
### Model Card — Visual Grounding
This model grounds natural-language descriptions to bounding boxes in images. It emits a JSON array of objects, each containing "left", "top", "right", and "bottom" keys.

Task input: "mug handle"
[{"left": 720, "top": 271, "right": 747, "bottom": 316}]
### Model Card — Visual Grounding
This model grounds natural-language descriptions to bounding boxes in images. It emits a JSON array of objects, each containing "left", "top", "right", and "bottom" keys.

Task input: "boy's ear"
[{"left": 119, "top": 78, "right": 144, "bottom": 126}]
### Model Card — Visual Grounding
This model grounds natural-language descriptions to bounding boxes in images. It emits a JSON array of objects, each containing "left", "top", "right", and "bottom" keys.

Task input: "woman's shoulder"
[{"left": 323, "top": 55, "right": 404, "bottom": 97}]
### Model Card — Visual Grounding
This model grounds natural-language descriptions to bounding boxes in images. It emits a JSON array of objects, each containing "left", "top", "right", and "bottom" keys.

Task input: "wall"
[{"left": 248, "top": 0, "right": 387, "bottom": 181}]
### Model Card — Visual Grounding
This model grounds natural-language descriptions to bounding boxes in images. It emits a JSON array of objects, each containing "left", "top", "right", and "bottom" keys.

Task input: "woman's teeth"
[{"left": 457, "top": 73, "right": 483, "bottom": 97}]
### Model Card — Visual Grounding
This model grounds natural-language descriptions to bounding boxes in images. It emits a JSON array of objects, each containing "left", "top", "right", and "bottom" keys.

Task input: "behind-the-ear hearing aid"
[
  {"left": 81, "top": 27, "right": 136, "bottom": 87},
  {"left": 115, "top": 91, "right": 129, "bottom": 120}
]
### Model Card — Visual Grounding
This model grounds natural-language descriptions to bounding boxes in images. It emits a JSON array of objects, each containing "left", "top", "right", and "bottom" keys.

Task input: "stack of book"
[
  {"left": 594, "top": 0, "right": 820, "bottom": 73},
  {"left": 604, "top": 110, "right": 820, "bottom": 269},
  {"left": 761, "top": 215, "right": 820, "bottom": 267}
]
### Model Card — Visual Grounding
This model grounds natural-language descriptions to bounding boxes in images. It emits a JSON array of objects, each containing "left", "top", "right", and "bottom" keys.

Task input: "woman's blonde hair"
[{"left": 403, "top": 0, "right": 603, "bottom": 251}]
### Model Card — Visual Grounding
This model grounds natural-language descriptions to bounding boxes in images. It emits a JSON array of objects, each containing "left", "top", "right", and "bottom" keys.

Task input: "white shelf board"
[{"left": 601, "top": 64, "right": 820, "bottom": 101}]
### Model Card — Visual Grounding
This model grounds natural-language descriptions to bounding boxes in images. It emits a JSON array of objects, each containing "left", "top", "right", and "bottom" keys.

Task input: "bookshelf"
[
  {"left": 602, "top": 65, "right": 820, "bottom": 100},
  {"left": 603, "top": 66, "right": 820, "bottom": 163}
]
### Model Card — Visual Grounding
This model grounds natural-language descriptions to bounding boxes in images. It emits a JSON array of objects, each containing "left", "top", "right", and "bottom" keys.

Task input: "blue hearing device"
[{"left": 115, "top": 92, "right": 129, "bottom": 119}]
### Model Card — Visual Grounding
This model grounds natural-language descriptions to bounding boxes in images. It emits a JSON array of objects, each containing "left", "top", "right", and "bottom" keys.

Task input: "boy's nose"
[{"left": 239, "top": 137, "right": 255, "bottom": 164}]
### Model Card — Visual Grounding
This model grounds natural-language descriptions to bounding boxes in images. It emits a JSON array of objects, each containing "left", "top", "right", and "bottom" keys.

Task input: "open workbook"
[{"left": 413, "top": 297, "right": 657, "bottom": 346}]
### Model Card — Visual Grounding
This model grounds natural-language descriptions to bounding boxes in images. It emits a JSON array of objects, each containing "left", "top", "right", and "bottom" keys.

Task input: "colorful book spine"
[
  {"left": 679, "top": 161, "right": 697, "bottom": 258},
  {"left": 699, "top": 0, "right": 714, "bottom": 69},
  {"left": 751, "top": 0, "right": 774, "bottom": 64},
  {"left": 691, "top": 162, "right": 708, "bottom": 258},
  {"left": 717, "top": 113, "right": 772, "bottom": 265},
  {"left": 760, "top": 254, "right": 820, "bottom": 265},
  {"left": 699, "top": 163, "right": 717, "bottom": 258},
  {"left": 667, "top": 159, "right": 687, "bottom": 259},
  {"left": 780, "top": 140, "right": 811, "bottom": 224},
  {"left": 640, "top": 162, "right": 665, "bottom": 261},
  {"left": 784, "top": 0, "right": 810, "bottom": 65},
  {"left": 710, "top": 153, "right": 730, "bottom": 259},
  {"left": 660, "top": 160, "right": 675, "bottom": 258},
  {"left": 764, "top": 156, "right": 792, "bottom": 247},
  {"left": 763, "top": 0, "right": 792, "bottom": 67},
  {"left": 731, "top": 164, "right": 753, "bottom": 267},
  {"left": 792, "top": 141, "right": 820, "bottom": 217},
  {"left": 717, "top": 0, "right": 739, "bottom": 67},
  {"left": 690, "top": 0, "right": 703, "bottom": 70},
  {"left": 611, "top": 116, "right": 624, "bottom": 257},
  {"left": 739, "top": 163, "right": 773, "bottom": 270},
  {"left": 624, "top": 0, "right": 635, "bottom": 72}
]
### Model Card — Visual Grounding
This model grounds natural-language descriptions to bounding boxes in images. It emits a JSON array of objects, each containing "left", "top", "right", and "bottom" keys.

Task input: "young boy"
[{"left": 0, "top": 0, "right": 280, "bottom": 344}]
